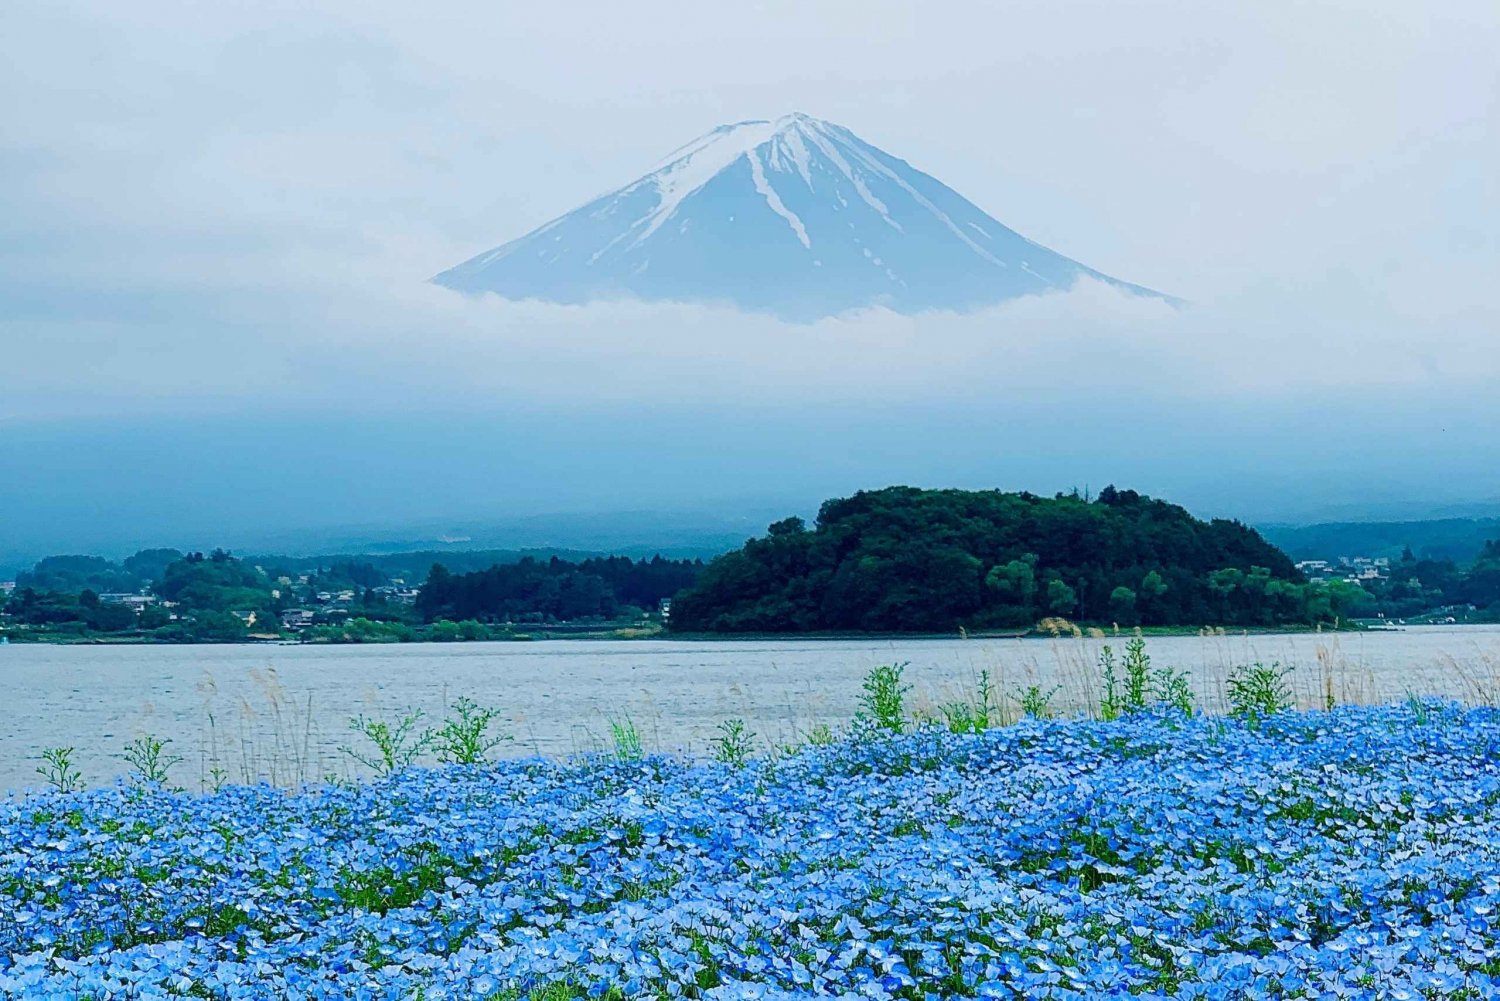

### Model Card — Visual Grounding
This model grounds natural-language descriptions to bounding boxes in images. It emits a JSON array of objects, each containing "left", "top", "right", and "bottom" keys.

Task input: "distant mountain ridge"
[
  {"left": 435, "top": 113, "right": 1173, "bottom": 319},
  {"left": 1260, "top": 517, "right": 1500, "bottom": 564}
]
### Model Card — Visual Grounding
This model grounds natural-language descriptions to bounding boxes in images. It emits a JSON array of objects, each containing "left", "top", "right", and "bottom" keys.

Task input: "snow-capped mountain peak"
[{"left": 435, "top": 113, "right": 1171, "bottom": 319}]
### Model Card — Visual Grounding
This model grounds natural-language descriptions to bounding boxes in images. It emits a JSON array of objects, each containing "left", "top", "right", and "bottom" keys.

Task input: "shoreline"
[{"left": 3, "top": 621, "right": 1482, "bottom": 647}]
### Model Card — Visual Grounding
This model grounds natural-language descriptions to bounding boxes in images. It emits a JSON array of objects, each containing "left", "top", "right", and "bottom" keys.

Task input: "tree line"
[
  {"left": 7, "top": 490, "right": 1499, "bottom": 642},
  {"left": 3, "top": 548, "right": 702, "bottom": 641},
  {"left": 416, "top": 555, "right": 702, "bottom": 624}
]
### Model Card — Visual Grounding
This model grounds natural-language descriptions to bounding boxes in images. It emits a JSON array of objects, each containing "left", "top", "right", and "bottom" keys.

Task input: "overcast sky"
[{"left": 2, "top": 1, "right": 1498, "bottom": 551}]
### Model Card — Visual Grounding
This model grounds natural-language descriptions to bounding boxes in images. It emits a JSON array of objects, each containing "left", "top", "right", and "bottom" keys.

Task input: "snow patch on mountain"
[
  {"left": 747, "top": 149, "right": 810, "bottom": 248},
  {"left": 435, "top": 112, "right": 1173, "bottom": 320},
  {"left": 633, "top": 119, "right": 777, "bottom": 246}
]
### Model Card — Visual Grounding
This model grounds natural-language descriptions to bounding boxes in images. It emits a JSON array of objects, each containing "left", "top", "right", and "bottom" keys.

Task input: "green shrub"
[
  {"left": 712, "top": 719, "right": 756, "bottom": 767},
  {"left": 36, "top": 747, "right": 85, "bottom": 794},
  {"left": 1152, "top": 665, "right": 1196, "bottom": 715},
  {"left": 939, "top": 700, "right": 979, "bottom": 733},
  {"left": 858, "top": 663, "right": 911, "bottom": 733},
  {"left": 1099, "top": 645, "right": 1124, "bottom": 721},
  {"left": 120, "top": 734, "right": 183, "bottom": 786},
  {"left": 1015, "top": 683, "right": 1061, "bottom": 720},
  {"left": 1101, "top": 638, "right": 1195, "bottom": 718},
  {"left": 1123, "top": 636, "right": 1151, "bottom": 711},
  {"left": 939, "top": 669, "right": 999, "bottom": 733},
  {"left": 1227, "top": 662, "right": 1293, "bottom": 726},
  {"left": 805, "top": 722, "right": 836, "bottom": 746},
  {"left": 434, "top": 698, "right": 510, "bottom": 765},
  {"left": 342, "top": 709, "right": 434, "bottom": 776}
]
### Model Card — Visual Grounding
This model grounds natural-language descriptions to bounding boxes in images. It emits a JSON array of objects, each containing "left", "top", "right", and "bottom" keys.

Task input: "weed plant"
[
  {"left": 119, "top": 735, "right": 183, "bottom": 787},
  {"left": 35, "top": 747, "right": 84, "bottom": 794},
  {"left": 1015, "top": 683, "right": 1062, "bottom": 719},
  {"left": 858, "top": 663, "right": 911, "bottom": 733},
  {"left": 342, "top": 710, "right": 434, "bottom": 777},
  {"left": 711, "top": 719, "right": 755, "bottom": 767},
  {"left": 1227, "top": 661, "right": 1295, "bottom": 726},
  {"left": 434, "top": 698, "right": 510, "bottom": 766},
  {"left": 939, "top": 669, "right": 1001, "bottom": 733}
]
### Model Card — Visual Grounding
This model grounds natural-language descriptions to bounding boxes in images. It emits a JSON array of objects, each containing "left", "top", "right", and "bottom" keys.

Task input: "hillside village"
[{"left": 0, "top": 548, "right": 692, "bottom": 642}]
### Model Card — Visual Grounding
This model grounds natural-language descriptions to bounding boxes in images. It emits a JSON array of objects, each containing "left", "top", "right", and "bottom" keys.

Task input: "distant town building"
[
  {"left": 372, "top": 585, "right": 420, "bottom": 605},
  {"left": 98, "top": 593, "right": 158, "bottom": 611},
  {"left": 1298, "top": 556, "right": 1392, "bottom": 586},
  {"left": 281, "top": 609, "right": 317, "bottom": 631}
]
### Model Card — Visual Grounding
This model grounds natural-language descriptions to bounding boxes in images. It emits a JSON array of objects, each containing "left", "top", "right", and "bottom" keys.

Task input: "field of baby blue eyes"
[{"left": 2, "top": 704, "right": 1498, "bottom": 1001}]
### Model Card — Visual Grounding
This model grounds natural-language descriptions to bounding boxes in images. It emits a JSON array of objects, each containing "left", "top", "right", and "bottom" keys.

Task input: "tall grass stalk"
[{"left": 609, "top": 717, "right": 643, "bottom": 761}]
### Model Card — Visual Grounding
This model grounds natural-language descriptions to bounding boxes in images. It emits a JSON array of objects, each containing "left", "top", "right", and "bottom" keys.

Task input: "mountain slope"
[{"left": 435, "top": 113, "right": 1172, "bottom": 320}]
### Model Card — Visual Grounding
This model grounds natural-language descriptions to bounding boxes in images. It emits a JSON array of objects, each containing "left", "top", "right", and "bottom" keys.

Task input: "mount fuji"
[{"left": 434, "top": 113, "right": 1172, "bottom": 320}]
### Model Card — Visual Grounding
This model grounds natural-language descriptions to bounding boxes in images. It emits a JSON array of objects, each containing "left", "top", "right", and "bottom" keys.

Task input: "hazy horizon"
[{"left": 4, "top": 396, "right": 1499, "bottom": 573}]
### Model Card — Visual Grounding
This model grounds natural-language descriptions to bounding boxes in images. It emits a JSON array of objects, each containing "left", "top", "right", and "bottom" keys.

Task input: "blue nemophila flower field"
[{"left": 2, "top": 704, "right": 1498, "bottom": 999}]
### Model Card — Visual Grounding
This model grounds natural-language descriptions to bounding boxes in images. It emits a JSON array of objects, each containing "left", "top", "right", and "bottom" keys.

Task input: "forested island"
[
  {"left": 4, "top": 485, "right": 1499, "bottom": 642},
  {"left": 669, "top": 486, "right": 1497, "bottom": 632}
]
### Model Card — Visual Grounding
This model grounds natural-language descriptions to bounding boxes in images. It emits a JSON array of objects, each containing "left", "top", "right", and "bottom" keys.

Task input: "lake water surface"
[{"left": 4, "top": 626, "right": 1499, "bottom": 794}]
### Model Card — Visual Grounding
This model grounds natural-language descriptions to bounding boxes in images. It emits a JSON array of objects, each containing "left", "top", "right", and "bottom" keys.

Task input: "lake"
[{"left": 4, "top": 626, "right": 1498, "bottom": 794}]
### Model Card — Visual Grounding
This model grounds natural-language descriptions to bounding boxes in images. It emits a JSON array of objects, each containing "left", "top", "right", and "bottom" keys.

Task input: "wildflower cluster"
[{"left": 2, "top": 702, "right": 1497, "bottom": 999}]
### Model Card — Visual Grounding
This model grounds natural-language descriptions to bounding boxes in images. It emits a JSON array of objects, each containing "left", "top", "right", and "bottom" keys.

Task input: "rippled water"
[{"left": 4, "top": 626, "right": 1498, "bottom": 793}]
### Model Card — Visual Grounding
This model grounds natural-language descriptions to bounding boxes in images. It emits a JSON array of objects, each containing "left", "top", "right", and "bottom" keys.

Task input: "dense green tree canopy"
[
  {"left": 669, "top": 486, "right": 1348, "bottom": 633},
  {"left": 3, "top": 587, "right": 136, "bottom": 633},
  {"left": 416, "top": 555, "right": 701, "bottom": 624},
  {"left": 155, "top": 550, "right": 275, "bottom": 616}
]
